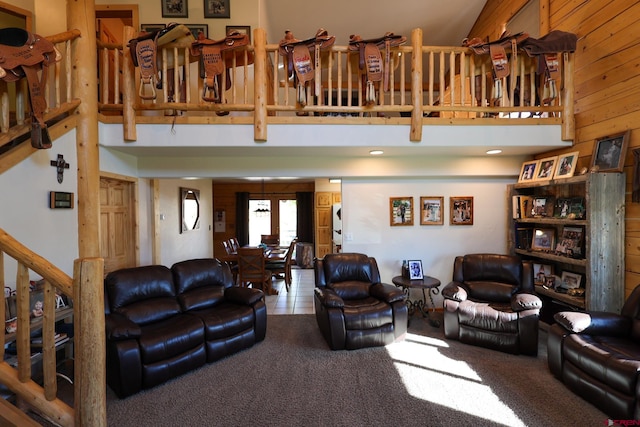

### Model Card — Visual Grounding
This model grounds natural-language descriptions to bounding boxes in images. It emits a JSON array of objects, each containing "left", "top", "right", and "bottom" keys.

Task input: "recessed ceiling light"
[
  {"left": 369, "top": 150, "right": 384, "bottom": 155},
  {"left": 486, "top": 149, "right": 502, "bottom": 155}
]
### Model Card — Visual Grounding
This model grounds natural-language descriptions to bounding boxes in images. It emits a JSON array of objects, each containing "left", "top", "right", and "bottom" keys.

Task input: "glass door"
[{"left": 248, "top": 197, "right": 297, "bottom": 246}]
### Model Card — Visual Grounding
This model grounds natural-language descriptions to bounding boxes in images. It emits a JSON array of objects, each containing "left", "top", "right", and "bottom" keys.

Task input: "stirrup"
[
  {"left": 202, "top": 77, "right": 221, "bottom": 103},
  {"left": 296, "top": 83, "right": 307, "bottom": 106},
  {"left": 138, "top": 77, "right": 157, "bottom": 100},
  {"left": 365, "top": 80, "right": 376, "bottom": 105},
  {"left": 542, "top": 78, "right": 557, "bottom": 104},
  {"left": 491, "top": 78, "right": 502, "bottom": 103}
]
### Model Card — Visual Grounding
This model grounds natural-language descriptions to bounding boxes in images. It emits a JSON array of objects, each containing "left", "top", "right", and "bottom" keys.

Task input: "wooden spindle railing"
[{"left": 100, "top": 26, "right": 574, "bottom": 143}]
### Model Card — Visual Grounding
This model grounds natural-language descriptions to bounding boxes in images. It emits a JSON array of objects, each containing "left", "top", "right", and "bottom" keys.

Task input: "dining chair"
[
  {"left": 261, "top": 234, "right": 280, "bottom": 247},
  {"left": 237, "top": 247, "right": 276, "bottom": 295},
  {"left": 266, "top": 238, "right": 297, "bottom": 292},
  {"left": 229, "top": 237, "right": 240, "bottom": 252},
  {"left": 221, "top": 240, "right": 238, "bottom": 283}
]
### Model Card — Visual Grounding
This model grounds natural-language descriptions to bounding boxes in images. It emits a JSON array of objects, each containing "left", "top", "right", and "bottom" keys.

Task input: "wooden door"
[{"left": 100, "top": 176, "right": 136, "bottom": 274}]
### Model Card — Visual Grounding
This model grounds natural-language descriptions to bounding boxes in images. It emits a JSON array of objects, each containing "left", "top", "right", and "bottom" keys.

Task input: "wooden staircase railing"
[
  {"left": 0, "top": 228, "right": 105, "bottom": 426},
  {"left": 101, "top": 27, "right": 574, "bottom": 143}
]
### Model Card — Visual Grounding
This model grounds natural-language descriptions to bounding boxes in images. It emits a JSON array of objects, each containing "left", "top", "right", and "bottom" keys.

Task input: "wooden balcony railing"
[
  {"left": 0, "top": 30, "right": 81, "bottom": 153},
  {"left": 100, "top": 27, "right": 574, "bottom": 143}
]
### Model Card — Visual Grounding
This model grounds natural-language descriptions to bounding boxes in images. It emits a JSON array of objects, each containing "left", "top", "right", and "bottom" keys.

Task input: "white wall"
[
  {"left": 341, "top": 177, "right": 511, "bottom": 306},
  {"left": 158, "top": 179, "right": 213, "bottom": 267},
  {"left": 0, "top": 131, "right": 78, "bottom": 288}
]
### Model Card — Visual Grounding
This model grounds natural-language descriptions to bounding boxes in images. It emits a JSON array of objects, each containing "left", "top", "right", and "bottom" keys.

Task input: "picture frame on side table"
[
  {"left": 450, "top": 196, "right": 473, "bottom": 225},
  {"left": 518, "top": 160, "right": 539, "bottom": 183},
  {"left": 162, "top": 0, "right": 188, "bottom": 18},
  {"left": 531, "top": 228, "right": 556, "bottom": 251},
  {"left": 420, "top": 196, "right": 444, "bottom": 225},
  {"left": 554, "top": 151, "right": 579, "bottom": 179},
  {"left": 535, "top": 156, "right": 558, "bottom": 181},
  {"left": 591, "top": 130, "right": 630, "bottom": 172},
  {"left": 204, "top": 0, "right": 230, "bottom": 18},
  {"left": 408, "top": 260, "right": 424, "bottom": 280},
  {"left": 390, "top": 197, "right": 414, "bottom": 226}
]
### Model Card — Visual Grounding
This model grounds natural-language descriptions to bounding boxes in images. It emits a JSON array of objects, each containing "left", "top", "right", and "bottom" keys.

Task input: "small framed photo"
[
  {"left": 162, "top": 0, "right": 188, "bottom": 18},
  {"left": 532, "top": 196, "right": 554, "bottom": 217},
  {"left": 141, "top": 24, "right": 166, "bottom": 34},
  {"left": 556, "top": 226, "right": 584, "bottom": 257},
  {"left": 560, "top": 271, "right": 583, "bottom": 289},
  {"left": 554, "top": 151, "right": 579, "bottom": 179},
  {"left": 450, "top": 197, "right": 473, "bottom": 225},
  {"left": 186, "top": 24, "right": 208, "bottom": 39},
  {"left": 226, "top": 25, "right": 251, "bottom": 42},
  {"left": 533, "top": 263, "right": 553, "bottom": 286},
  {"left": 204, "top": 0, "right": 230, "bottom": 18},
  {"left": 535, "top": 156, "right": 558, "bottom": 180},
  {"left": 420, "top": 196, "right": 444, "bottom": 225},
  {"left": 591, "top": 130, "right": 630, "bottom": 172},
  {"left": 390, "top": 197, "right": 414, "bottom": 226},
  {"left": 518, "top": 160, "right": 539, "bottom": 183},
  {"left": 531, "top": 228, "right": 556, "bottom": 251},
  {"left": 30, "top": 290, "right": 44, "bottom": 319},
  {"left": 408, "top": 260, "right": 424, "bottom": 280}
]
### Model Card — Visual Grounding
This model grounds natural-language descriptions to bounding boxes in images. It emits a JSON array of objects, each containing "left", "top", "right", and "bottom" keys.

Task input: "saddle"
[
  {"left": 520, "top": 30, "right": 577, "bottom": 104},
  {"left": 190, "top": 30, "right": 253, "bottom": 106},
  {"left": 0, "top": 27, "right": 61, "bottom": 149},
  {"left": 348, "top": 32, "right": 406, "bottom": 105},
  {"left": 278, "top": 29, "right": 335, "bottom": 106},
  {"left": 463, "top": 32, "right": 529, "bottom": 102},
  {"left": 128, "top": 23, "right": 195, "bottom": 101}
]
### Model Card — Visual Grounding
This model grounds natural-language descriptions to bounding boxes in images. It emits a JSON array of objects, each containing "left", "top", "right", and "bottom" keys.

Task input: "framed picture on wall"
[
  {"left": 162, "top": 0, "right": 188, "bottom": 18},
  {"left": 226, "top": 25, "right": 251, "bottom": 42},
  {"left": 591, "top": 130, "right": 630, "bottom": 172},
  {"left": 186, "top": 24, "right": 208, "bottom": 39},
  {"left": 141, "top": 24, "right": 166, "bottom": 34},
  {"left": 450, "top": 196, "right": 473, "bottom": 225},
  {"left": 204, "top": 0, "right": 230, "bottom": 18},
  {"left": 420, "top": 196, "right": 443, "bottom": 225},
  {"left": 390, "top": 197, "right": 414, "bottom": 226}
]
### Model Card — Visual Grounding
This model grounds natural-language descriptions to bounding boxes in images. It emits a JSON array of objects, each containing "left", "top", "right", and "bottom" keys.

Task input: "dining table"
[{"left": 219, "top": 246, "right": 288, "bottom": 295}]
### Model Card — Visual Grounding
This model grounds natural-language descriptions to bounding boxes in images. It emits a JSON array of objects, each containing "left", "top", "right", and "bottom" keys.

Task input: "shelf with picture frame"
[{"left": 507, "top": 171, "right": 625, "bottom": 320}]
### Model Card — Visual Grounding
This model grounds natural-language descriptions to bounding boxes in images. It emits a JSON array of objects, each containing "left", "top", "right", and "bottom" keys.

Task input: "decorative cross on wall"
[{"left": 50, "top": 154, "right": 69, "bottom": 184}]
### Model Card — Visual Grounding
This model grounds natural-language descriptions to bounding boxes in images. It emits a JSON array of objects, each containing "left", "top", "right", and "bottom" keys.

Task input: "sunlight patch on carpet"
[{"left": 386, "top": 333, "right": 526, "bottom": 427}]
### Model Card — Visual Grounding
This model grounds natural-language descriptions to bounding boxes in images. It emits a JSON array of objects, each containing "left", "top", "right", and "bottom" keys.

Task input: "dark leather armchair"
[
  {"left": 442, "top": 253, "right": 542, "bottom": 355},
  {"left": 548, "top": 285, "right": 640, "bottom": 420},
  {"left": 314, "top": 253, "right": 408, "bottom": 350}
]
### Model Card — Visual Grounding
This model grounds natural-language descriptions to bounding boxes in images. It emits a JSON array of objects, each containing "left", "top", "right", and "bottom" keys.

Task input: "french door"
[{"left": 248, "top": 198, "right": 297, "bottom": 247}]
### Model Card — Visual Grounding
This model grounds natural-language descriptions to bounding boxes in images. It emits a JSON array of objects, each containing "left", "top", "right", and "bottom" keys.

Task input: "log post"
[
  {"left": 562, "top": 52, "right": 575, "bottom": 141},
  {"left": 410, "top": 28, "right": 423, "bottom": 142},
  {"left": 254, "top": 28, "right": 267, "bottom": 142},
  {"left": 73, "top": 258, "right": 106, "bottom": 427},
  {"left": 123, "top": 25, "right": 137, "bottom": 141},
  {"left": 67, "top": 0, "right": 107, "bottom": 425}
]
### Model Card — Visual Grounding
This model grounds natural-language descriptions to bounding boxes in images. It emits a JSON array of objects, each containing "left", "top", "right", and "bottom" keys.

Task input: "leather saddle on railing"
[
  {"left": 463, "top": 32, "right": 529, "bottom": 102},
  {"left": 190, "top": 30, "right": 253, "bottom": 110},
  {"left": 348, "top": 32, "right": 406, "bottom": 106},
  {"left": 278, "top": 28, "right": 335, "bottom": 107},
  {"left": 0, "top": 27, "right": 61, "bottom": 149},
  {"left": 128, "top": 23, "right": 195, "bottom": 101}
]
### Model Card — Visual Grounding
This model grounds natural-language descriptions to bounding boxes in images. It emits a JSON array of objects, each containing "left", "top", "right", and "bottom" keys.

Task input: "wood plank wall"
[
  {"left": 471, "top": 0, "right": 640, "bottom": 298},
  {"left": 212, "top": 181, "right": 314, "bottom": 256}
]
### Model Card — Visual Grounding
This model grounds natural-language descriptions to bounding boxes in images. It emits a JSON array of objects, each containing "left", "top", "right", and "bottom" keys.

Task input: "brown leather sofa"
[
  {"left": 104, "top": 258, "right": 266, "bottom": 398},
  {"left": 314, "top": 253, "right": 408, "bottom": 350},
  {"left": 442, "top": 253, "right": 542, "bottom": 355},
  {"left": 548, "top": 284, "right": 640, "bottom": 420}
]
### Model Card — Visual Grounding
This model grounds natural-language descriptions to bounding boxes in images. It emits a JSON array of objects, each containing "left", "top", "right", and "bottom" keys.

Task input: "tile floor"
[{"left": 265, "top": 267, "right": 316, "bottom": 315}]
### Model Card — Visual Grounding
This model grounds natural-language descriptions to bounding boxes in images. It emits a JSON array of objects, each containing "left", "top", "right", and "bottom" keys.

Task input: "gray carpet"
[{"left": 106, "top": 314, "right": 610, "bottom": 426}]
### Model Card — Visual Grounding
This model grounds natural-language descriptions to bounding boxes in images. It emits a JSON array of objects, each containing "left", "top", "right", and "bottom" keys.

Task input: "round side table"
[{"left": 392, "top": 275, "right": 441, "bottom": 327}]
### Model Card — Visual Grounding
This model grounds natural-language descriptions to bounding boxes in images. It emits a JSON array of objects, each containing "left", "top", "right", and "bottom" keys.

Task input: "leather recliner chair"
[
  {"left": 548, "top": 284, "right": 640, "bottom": 420},
  {"left": 314, "top": 253, "right": 408, "bottom": 350},
  {"left": 442, "top": 253, "right": 542, "bottom": 355}
]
